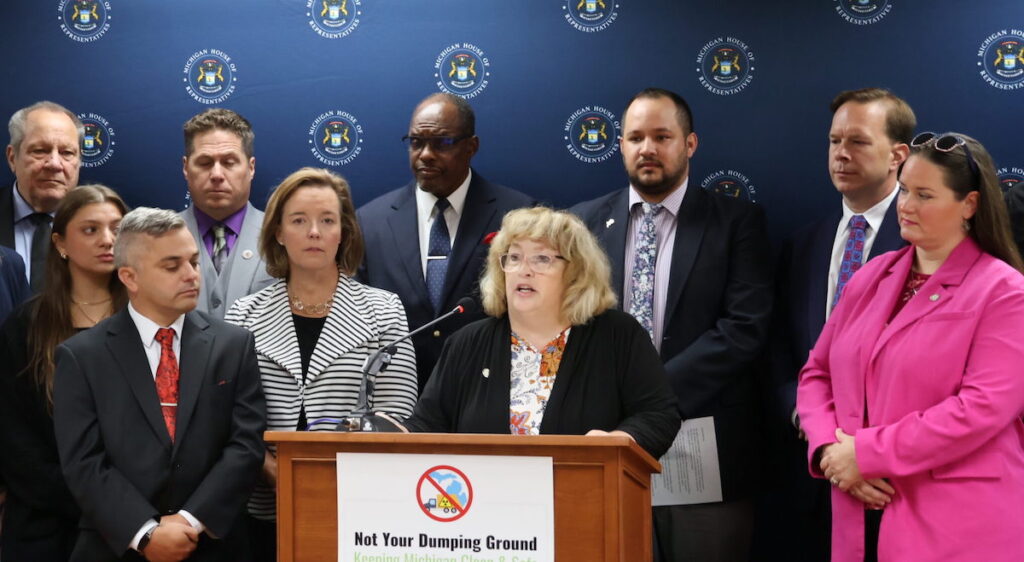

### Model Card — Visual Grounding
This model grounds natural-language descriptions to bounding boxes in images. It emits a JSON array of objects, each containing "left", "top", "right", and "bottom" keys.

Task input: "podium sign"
[{"left": 336, "top": 453, "right": 554, "bottom": 561}]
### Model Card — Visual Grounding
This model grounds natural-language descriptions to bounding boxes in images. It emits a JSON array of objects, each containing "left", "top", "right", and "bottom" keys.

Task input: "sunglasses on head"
[{"left": 910, "top": 132, "right": 981, "bottom": 186}]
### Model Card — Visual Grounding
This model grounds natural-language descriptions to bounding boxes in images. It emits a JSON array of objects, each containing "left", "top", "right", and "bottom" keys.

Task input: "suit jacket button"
[
  {"left": 212, "top": 298, "right": 221, "bottom": 308},
  {"left": 433, "top": 330, "right": 441, "bottom": 338}
]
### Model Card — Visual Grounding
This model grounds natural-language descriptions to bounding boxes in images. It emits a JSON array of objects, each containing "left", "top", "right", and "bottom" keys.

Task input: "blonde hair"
[{"left": 480, "top": 207, "right": 616, "bottom": 325}]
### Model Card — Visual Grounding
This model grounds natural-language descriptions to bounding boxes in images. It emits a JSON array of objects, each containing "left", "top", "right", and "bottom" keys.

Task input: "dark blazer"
[
  {"left": 0, "top": 301, "right": 78, "bottom": 561},
  {"left": 1003, "top": 180, "right": 1024, "bottom": 263},
  {"left": 770, "top": 197, "right": 905, "bottom": 421},
  {"left": 0, "top": 246, "right": 28, "bottom": 323},
  {"left": 571, "top": 185, "right": 773, "bottom": 500},
  {"left": 52, "top": 308, "right": 266, "bottom": 561},
  {"left": 356, "top": 171, "right": 534, "bottom": 390},
  {"left": 403, "top": 310, "right": 681, "bottom": 458},
  {"left": 0, "top": 185, "right": 17, "bottom": 249}
]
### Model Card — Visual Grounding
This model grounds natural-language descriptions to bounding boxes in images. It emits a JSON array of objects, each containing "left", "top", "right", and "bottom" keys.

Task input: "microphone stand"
[{"left": 335, "top": 300, "right": 471, "bottom": 432}]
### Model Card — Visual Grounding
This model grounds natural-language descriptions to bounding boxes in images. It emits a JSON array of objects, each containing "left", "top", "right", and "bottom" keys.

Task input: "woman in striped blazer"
[{"left": 226, "top": 168, "right": 417, "bottom": 561}]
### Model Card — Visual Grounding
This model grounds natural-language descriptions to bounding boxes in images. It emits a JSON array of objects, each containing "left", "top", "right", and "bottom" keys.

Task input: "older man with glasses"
[{"left": 357, "top": 93, "right": 534, "bottom": 392}]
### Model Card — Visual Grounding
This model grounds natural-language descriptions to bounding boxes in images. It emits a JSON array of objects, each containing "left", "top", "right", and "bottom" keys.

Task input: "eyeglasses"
[
  {"left": 400, "top": 135, "right": 471, "bottom": 152},
  {"left": 499, "top": 253, "right": 567, "bottom": 273},
  {"left": 911, "top": 132, "right": 981, "bottom": 186}
]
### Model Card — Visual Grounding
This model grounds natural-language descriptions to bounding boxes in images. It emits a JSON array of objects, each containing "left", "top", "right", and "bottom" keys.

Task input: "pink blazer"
[{"left": 797, "top": 238, "right": 1024, "bottom": 562}]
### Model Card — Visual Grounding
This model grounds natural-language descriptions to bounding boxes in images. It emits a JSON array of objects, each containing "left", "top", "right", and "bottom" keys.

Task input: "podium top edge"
[{"left": 263, "top": 431, "right": 659, "bottom": 469}]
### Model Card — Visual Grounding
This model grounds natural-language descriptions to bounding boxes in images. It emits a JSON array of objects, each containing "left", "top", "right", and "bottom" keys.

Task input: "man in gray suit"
[{"left": 180, "top": 108, "right": 273, "bottom": 318}]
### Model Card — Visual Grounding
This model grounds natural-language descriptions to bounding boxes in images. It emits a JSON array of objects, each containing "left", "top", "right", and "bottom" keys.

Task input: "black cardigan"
[{"left": 404, "top": 309, "right": 681, "bottom": 458}]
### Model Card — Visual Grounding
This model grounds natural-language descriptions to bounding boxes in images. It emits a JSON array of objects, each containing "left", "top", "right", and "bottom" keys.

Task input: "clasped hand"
[
  {"left": 820, "top": 428, "right": 894, "bottom": 510},
  {"left": 142, "top": 515, "right": 199, "bottom": 562}
]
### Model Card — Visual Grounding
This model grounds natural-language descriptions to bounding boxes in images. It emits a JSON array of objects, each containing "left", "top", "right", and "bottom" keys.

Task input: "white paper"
[
  {"left": 337, "top": 452, "right": 554, "bottom": 562},
  {"left": 651, "top": 416, "right": 723, "bottom": 505}
]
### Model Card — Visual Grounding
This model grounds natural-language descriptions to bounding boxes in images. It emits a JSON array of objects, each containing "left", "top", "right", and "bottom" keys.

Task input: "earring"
[
  {"left": 59, "top": 252, "right": 67, "bottom": 260},
  {"left": 963, "top": 219, "right": 972, "bottom": 232}
]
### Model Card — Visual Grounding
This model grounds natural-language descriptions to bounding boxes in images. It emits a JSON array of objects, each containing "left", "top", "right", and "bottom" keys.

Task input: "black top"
[
  {"left": 404, "top": 309, "right": 681, "bottom": 458},
  {"left": 0, "top": 300, "right": 79, "bottom": 561},
  {"left": 292, "top": 313, "right": 327, "bottom": 430}
]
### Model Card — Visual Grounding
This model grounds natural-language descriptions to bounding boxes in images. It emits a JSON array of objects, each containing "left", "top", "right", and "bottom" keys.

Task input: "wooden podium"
[{"left": 265, "top": 431, "right": 660, "bottom": 561}]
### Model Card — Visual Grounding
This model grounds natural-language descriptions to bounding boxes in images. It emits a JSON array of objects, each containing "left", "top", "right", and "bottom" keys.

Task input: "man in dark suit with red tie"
[
  {"left": 53, "top": 207, "right": 265, "bottom": 561},
  {"left": 357, "top": 93, "right": 533, "bottom": 391},
  {"left": 766, "top": 88, "right": 914, "bottom": 560}
]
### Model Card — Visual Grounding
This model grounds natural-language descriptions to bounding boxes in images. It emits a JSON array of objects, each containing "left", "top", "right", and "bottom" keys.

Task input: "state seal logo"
[
  {"left": 564, "top": 106, "right": 620, "bottom": 164},
  {"left": 696, "top": 37, "right": 755, "bottom": 96},
  {"left": 978, "top": 30, "right": 1024, "bottom": 91},
  {"left": 562, "top": 0, "right": 620, "bottom": 33},
  {"left": 77, "top": 113, "right": 115, "bottom": 168},
  {"left": 58, "top": 0, "right": 111, "bottom": 42},
  {"left": 833, "top": 0, "right": 892, "bottom": 25},
  {"left": 434, "top": 43, "right": 490, "bottom": 99},
  {"left": 701, "top": 170, "right": 758, "bottom": 202},
  {"left": 306, "top": 0, "right": 361, "bottom": 39},
  {"left": 183, "top": 49, "right": 238, "bottom": 104},
  {"left": 998, "top": 167, "right": 1024, "bottom": 192},
  {"left": 308, "top": 110, "right": 363, "bottom": 166}
]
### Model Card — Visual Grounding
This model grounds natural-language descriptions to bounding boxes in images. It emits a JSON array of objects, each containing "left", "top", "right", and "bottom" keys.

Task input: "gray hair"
[
  {"left": 8, "top": 101, "right": 85, "bottom": 153},
  {"left": 114, "top": 207, "right": 187, "bottom": 268}
]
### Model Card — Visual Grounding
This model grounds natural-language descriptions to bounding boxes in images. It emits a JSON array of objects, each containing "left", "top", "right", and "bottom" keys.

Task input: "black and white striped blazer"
[{"left": 225, "top": 275, "right": 418, "bottom": 518}]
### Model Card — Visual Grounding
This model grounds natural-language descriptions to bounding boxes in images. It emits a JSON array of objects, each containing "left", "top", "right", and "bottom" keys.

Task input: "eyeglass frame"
[
  {"left": 910, "top": 131, "right": 981, "bottom": 187},
  {"left": 498, "top": 252, "right": 568, "bottom": 273},
  {"left": 400, "top": 134, "right": 473, "bottom": 153}
]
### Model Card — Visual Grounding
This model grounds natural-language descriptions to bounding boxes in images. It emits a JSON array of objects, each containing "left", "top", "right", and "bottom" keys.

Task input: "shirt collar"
[
  {"left": 415, "top": 169, "right": 472, "bottom": 217},
  {"left": 192, "top": 203, "right": 248, "bottom": 237},
  {"left": 128, "top": 302, "right": 186, "bottom": 348},
  {"left": 11, "top": 182, "right": 49, "bottom": 223},
  {"left": 628, "top": 176, "right": 688, "bottom": 217},
  {"left": 841, "top": 183, "right": 899, "bottom": 234}
]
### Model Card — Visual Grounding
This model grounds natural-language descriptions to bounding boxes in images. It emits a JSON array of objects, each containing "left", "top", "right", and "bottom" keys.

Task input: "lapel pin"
[
  {"left": 482, "top": 368, "right": 490, "bottom": 378},
  {"left": 605, "top": 218, "right": 615, "bottom": 229},
  {"left": 242, "top": 250, "right": 254, "bottom": 260},
  {"left": 929, "top": 294, "right": 939, "bottom": 301}
]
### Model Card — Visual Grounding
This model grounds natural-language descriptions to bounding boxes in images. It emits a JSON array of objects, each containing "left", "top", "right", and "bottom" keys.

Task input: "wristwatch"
[{"left": 138, "top": 525, "right": 158, "bottom": 552}]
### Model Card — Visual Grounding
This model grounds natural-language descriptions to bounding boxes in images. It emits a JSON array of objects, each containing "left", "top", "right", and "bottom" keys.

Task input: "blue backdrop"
[{"left": 2, "top": 1, "right": 1022, "bottom": 242}]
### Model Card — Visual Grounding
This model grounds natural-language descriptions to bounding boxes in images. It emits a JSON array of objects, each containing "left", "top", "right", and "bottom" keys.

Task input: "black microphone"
[{"left": 336, "top": 297, "right": 477, "bottom": 432}]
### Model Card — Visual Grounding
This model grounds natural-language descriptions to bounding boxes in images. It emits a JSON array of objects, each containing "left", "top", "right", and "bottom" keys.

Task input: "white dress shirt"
[
  {"left": 622, "top": 178, "right": 688, "bottom": 352},
  {"left": 125, "top": 303, "right": 205, "bottom": 550},
  {"left": 825, "top": 184, "right": 900, "bottom": 320},
  {"left": 416, "top": 170, "right": 472, "bottom": 277}
]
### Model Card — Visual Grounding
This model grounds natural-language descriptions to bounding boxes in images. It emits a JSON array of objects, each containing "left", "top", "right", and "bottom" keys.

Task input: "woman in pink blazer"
[{"left": 797, "top": 132, "right": 1024, "bottom": 562}]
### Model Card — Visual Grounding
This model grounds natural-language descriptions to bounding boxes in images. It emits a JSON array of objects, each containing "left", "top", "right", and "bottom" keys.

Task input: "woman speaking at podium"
[{"left": 403, "top": 207, "right": 679, "bottom": 458}]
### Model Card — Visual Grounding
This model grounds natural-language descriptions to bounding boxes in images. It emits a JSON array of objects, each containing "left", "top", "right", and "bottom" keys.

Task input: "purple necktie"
[{"left": 832, "top": 215, "right": 868, "bottom": 310}]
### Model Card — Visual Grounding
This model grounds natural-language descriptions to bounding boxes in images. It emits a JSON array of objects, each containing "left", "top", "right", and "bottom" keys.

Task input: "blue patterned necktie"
[
  {"left": 832, "top": 214, "right": 868, "bottom": 310},
  {"left": 629, "top": 202, "right": 662, "bottom": 341},
  {"left": 425, "top": 198, "right": 451, "bottom": 313}
]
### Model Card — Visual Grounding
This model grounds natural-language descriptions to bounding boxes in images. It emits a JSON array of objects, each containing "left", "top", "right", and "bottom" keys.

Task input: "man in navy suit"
[
  {"left": 572, "top": 88, "right": 773, "bottom": 561},
  {"left": 766, "top": 87, "right": 914, "bottom": 560},
  {"left": 53, "top": 208, "right": 265, "bottom": 561},
  {"left": 357, "top": 93, "right": 533, "bottom": 391}
]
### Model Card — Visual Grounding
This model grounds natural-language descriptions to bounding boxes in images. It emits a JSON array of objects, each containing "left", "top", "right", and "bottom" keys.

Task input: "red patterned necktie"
[{"left": 154, "top": 328, "right": 180, "bottom": 441}]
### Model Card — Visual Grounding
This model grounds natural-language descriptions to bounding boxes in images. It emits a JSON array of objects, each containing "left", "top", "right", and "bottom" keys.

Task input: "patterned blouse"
[
  {"left": 509, "top": 328, "right": 571, "bottom": 435},
  {"left": 889, "top": 271, "right": 932, "bottom": 321}
]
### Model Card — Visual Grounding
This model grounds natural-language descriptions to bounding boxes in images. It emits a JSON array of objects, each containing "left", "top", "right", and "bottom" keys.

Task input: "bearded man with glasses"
[{"left": 357, "top": 93, "right": 534, "bottom": 392}]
